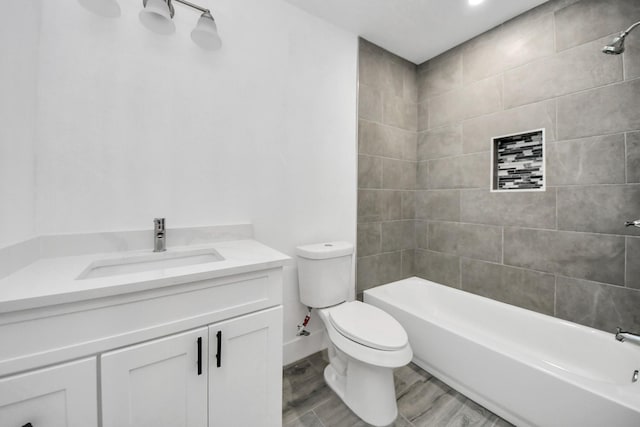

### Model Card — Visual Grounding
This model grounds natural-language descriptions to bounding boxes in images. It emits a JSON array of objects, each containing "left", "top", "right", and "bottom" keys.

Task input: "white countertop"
[{"left": 0, "top": 239, "right": 290, "bottom": 313}]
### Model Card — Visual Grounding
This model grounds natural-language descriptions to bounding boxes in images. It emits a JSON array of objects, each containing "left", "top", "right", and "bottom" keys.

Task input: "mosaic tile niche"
[{"left": 491, "top": 129, "right": 545, "bottom": 191}]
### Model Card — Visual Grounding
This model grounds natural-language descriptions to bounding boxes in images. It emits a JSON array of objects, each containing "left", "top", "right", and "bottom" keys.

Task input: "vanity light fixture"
[{"left": 78, "top": 0, "right": 222, "bottom": 51}]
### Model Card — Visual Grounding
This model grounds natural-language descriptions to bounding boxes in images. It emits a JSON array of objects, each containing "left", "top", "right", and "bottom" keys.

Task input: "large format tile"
[
  {"left": 356, "top": 251, "right": 403, "bottom": 292},
  {"left": 383, "top": 158, "right": 416, "bottom": 190},
  {"left": 504, "top": 38, "right": 622, "bottom": 108},
  {"left": 416, "top": 161, "right": 428, "bottom": 190},
  {"left": 417, "top": 102, "right": 429, "bottom": 132},
  {"left": 401, "top": 249, "right": 415, "bottom": 278},
  {"left": 557, "top": 79, "right": 640, "bottom": 140},
  {"left": 417, "top": 124, "right": 462, "bottom": 160},
  {"left": 499, "top": 9, "right": 555, "bottom": 71},
  {"left": 462, "top": 26, "right": 506, "bottom": 84},
  {"left": 394, "top": 363, "right": 432, "bottom": 399},
  {"left": 359, "top": 189, "right": 403, "bottom": 222},
  {"left": 313, "top": 396, "right": 369, "bottom": 427},
  {"left": 556, "top": 185, "right": 640, "bottom": 236},
  {"left": 357, "top": 255, "right": 378, "bottom": 292},
  {"left": 555, "top": 0, "right": 640, "bottom": 51},
  {"left": 358, "top": 83, "right": 383, "bottom": 122},
  {"left": 626, "top": 131, "right": 640, "bottom": 183},
  {"left": 416, "top": 190, "right": 460, "bottom": 221},
  {"left": 427, "top": 152, "right": 490, "bottom": 190},
  {"left": 378, "top": 251, "right": 404, "bottom": 285},
  {"left": 427, "top": 76, "right": 502, "bottom": 128},
  {"left": 460, "top": 189, "right": 556, "bottom": 229},
  {"left": 461, "top": 258, "right": 555, "bottom": 315},
  {"left": 462, "top": 99, "right": 556, "bottom": 154},
  {"left": 415, "top": 249, "right": 460, "bottom": 287},
  {"left": 418, "top": 49, "right": 463, "bottom": 100},
  {"left": 383, "top": 94, "right": 417, "bottom": 131},
  {"left": 626, "top": 237, "right": 640, "bottom": 289},
  {"left": 382, "top": 220, "right": 415, "bottom": 252},
  {"left": 359, "top": 39, "right": 405, "bottom": 99},
  {"left": 358, "top": 120, "right": 406, "bottom": 159},
  {"left": 625, "top": 30, "right": 640, "bottom": 80},
  {"left": 415, "top": 221, "right": 428, "bottom": 249},
  {"left": 357, "top": 222, "right": 381, "bottom": 257},
  {"left": 401, "top": 132, "right": 418, "bottom": 162},
  {"left": 401, "top": 190, "right": 415, "bottom": 220},
  {"left": 283, "top": 411, "right": 324, "bottom": 427},
  {"left": 427, "top": 88, "right": 464, "bottom": 128},
  {"left": 358, "top": 154, "right": 382, "bottom": 189},
  {"left": 358, "top": 189, "right": 383, "bottom": 222},
  {"left": 428, "top": 222, "right": 503, "bottom": 263},
  {"left": 397, "top": 375, "right": 455, "bottom": 422},
  {"left": 503, "top": 228, "right": 625, "bottom": 285},
  {"left": 282, "top": 360, "right": 333, "bottom": 424},
  {"left": 461, "top": 75, "right": 503, "bottom": 120},
  {"left": 403, "top": 61, "right": 418, "bottom": 104},
  {"left": 546, "top": 134, "right": 626, "bottom": 185},
  {"left": 556, "top": 276, "right": 640, "bottom": 332},
  {"left": 409, "top": 390, "right": 466, "bottom": 427}
]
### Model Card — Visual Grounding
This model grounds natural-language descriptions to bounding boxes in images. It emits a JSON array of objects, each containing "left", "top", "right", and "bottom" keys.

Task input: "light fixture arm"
[{"left": 174, "top": 0, "right": 210, "bottom": 14}]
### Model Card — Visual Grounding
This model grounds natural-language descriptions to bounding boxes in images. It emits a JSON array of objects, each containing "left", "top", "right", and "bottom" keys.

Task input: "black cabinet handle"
[
  {"left": 197, "top": 337, "right": 202, "bottom": 375},
  {"left": 23, "top": 423, "right": 33, "bottom": 427},
  {"left": 216, "top": 330, "right": 222, "bottom": 368}
]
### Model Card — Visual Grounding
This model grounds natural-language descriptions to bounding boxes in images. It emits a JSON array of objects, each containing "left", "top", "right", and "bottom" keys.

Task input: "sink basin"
[{"left": 77, "top": 248, "right": 224, "bottom": 280}]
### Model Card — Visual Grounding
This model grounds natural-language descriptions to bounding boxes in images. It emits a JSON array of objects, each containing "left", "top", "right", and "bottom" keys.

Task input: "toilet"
[{"left": 296, "top": 241, "right": 412, "bottom": 427}]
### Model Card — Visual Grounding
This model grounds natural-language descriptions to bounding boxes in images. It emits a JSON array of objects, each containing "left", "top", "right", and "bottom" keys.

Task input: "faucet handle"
[{"left": 154, "top": 217, "right": 165, "bottom": 230}]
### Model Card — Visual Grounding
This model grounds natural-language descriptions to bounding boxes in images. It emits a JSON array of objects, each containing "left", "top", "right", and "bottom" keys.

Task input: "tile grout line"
[{"left": 311, "top": 409, "right": 327, "bottom": 427}]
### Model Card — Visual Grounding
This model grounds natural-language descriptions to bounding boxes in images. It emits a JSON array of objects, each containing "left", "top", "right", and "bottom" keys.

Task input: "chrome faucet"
[
  {"left": 615, "top": 327, "right": 640, "bottom": 346},
  {"left": 153, "top": 218, "right": 166, "bottom": 252}
]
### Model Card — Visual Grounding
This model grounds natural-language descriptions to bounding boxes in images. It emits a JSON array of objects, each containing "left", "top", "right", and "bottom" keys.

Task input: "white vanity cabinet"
[
  {"left": 0, "top": 357, "right": 98, "bottom": 427},
  {"left": 100, "top": 306, "right": 282, "bottom": 427}
]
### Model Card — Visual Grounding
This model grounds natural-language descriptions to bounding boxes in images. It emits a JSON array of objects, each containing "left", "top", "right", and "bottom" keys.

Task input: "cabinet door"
[
  {"left": 101, "top": 327, "right": 208, "bottom": 427},
  {"left": 0, "top": 357, "right": 97, "bottom": 427},
  {"left": 209, "top": 306, "right": 282, "bottom": 427}
]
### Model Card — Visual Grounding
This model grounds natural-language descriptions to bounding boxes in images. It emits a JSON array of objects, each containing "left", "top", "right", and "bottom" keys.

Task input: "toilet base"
[{"left": 323, "top": 357, "right": 398, "bottom": 427}]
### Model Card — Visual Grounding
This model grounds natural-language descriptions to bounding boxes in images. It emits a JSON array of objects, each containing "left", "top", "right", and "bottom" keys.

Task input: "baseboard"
[{"left": 283, "top": 329, "right": 326, "bottom": 366}]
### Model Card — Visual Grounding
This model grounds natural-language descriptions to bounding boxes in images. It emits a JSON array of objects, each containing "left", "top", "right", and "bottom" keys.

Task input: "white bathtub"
[{"left": 364, "top": 277, "right": 640, "bottom": 427}]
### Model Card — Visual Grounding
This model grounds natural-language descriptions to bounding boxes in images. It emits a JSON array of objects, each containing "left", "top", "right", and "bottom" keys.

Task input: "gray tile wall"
[
  {"left": 357, "top": 40, "right": 417, "bottom": 295},
  {"left": 358, "top": 0, "right": 640, "bottom": 334},
  {"left": 415, "top": 0, "right": 640, "bottom": 333}
]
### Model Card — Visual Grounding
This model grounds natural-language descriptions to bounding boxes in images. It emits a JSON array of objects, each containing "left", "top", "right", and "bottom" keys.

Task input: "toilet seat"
[{"left": 327, "top": 301, "right": 408, "bottom": 351}]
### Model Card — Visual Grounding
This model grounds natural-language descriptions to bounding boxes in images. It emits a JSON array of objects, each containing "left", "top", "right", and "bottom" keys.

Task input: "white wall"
[
  {"left": 0, "top": 1, "right": 40, "bottom": 248},
  {"left": 32, "top": 0, "right": 357, "bottom": 362}
]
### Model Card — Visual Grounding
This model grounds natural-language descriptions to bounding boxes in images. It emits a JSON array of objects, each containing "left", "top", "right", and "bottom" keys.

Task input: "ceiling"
[{"left": 284, "top": 0, "right": 550, "bottom": 64}]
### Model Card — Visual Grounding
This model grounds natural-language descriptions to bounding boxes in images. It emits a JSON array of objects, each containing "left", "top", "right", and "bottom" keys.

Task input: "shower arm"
[{"left": 620, "top": 21, "right": 640, "bottom": 37}]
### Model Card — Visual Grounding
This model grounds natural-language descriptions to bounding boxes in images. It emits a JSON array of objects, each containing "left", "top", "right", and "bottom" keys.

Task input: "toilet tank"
[{"left": 296, "top": 241, "right": 354, "bottom": 308}]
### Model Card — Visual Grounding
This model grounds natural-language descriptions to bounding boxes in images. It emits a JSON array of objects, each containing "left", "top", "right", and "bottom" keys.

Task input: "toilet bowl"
[
  {"left": 295, "top": 241, "right": 412, "bottom": 426},
  {"left": 318, "top": 301, "right": 412, "bottom": 426}
]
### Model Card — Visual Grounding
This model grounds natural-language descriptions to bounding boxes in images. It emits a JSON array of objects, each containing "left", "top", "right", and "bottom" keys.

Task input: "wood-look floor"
[{"left": 282, "top": 351, "right": 514, "bottom": 427}]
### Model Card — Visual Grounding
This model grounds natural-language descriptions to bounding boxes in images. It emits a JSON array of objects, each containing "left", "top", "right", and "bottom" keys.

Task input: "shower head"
[
  {"left": 603, "top": 21, "right": 640, "bottom": 55},
  {"left": 602, "top": 33, "right": 627, "bottom": 55}
]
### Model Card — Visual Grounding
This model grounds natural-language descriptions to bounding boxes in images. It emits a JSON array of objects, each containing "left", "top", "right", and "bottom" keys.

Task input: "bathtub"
[{"left": 364, "top": 277, "right": 640, "bottom": 427}]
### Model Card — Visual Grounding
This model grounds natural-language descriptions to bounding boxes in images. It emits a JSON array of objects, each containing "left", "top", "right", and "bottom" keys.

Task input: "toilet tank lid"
[{"left": 296, "top": 241, "right": 354, "bottom": 259}]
